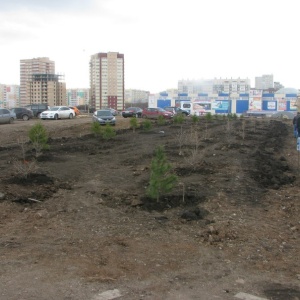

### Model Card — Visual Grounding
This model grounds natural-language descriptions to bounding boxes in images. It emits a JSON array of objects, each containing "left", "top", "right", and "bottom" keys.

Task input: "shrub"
[
  {"left": 191, "top": 114, "right": 199, "bottom": 124},
  {"left": 28, "top": 122, "right": 49, "bottom": 157},
  {"left": 102, "top": 124, "right": 116, "bottom": 140},
  {"left": 157, "top": 115, "right": 166, "bottom": 125},
  {"left": 130, "top": 117, "right": 139, "bottom": 132},
  {"left": 12, "top": 138, "right": 39, "bottom": 179},
  {"left": 147, "top": 145, "right": 178, "bottom": 202},
  {"left": 173, "top": 114, "right": 185, "bottom": 124},
  {"left": 142, "top": 119, "right": 152, "bottom": 131},
  {"left": 205, "top": 112, "right": 212, "bottom": 122},
  {"left": 91, "top": 121, "right": 102, "bottom": 137}
]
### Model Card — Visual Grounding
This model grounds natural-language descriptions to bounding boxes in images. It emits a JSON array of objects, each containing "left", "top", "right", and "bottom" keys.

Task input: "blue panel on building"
[
  {"left": 236, "top": 100, "right": 249, "bottom": 113},
  {"left": 160, "top": 92, "right": 168, "bottom": 97},
  {"left": 239, "top": 93, "right": 249, "bottom": 97},
  {"left": 286, "top": 94, "right": 297, "bottom": 97},
  {"left": 219, "top": 93, "right": 229, "bottom": 96},
  {"left": 262, "top": 100, "right": 277, "bottom": 111},
  {"left": 178, "top": 93, "right": 188, "bottom": 96},
  {"left": 157, "top": 99, "right": 171, "bottom": 108},
  {"left": 198, "top": 93, "right": 208, "bottom": 96},
  {"left": 262, "top": 93, "right": 274, "bottom": 97}
]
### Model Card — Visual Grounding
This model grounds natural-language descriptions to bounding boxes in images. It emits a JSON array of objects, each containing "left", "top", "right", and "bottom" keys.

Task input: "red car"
[{"left": 141, "top": 107, "right": 173, "bottom": 119}]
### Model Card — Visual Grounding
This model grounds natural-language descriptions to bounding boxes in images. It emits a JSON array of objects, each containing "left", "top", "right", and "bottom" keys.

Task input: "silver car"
[{"left": 0, "top": 108, "right": 16, "bottom": 124}]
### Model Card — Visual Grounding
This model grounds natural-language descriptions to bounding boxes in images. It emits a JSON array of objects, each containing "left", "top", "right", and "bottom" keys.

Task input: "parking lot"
[{"left": 0, "top": 114, "right": 131, "bottom": 146}]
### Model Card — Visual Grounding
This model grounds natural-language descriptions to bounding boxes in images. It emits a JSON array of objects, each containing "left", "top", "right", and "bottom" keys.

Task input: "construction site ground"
[{"left": 0, "top": 115, "right": 299, "bottom": 300}]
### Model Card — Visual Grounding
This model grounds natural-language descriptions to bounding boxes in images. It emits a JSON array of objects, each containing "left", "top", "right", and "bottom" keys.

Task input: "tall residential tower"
[
  {"left": 89, "top": 52, "right": 124, "bottom": 110},
  {"left": 20, "top": 57, "right": 66, "bottom": 107}
]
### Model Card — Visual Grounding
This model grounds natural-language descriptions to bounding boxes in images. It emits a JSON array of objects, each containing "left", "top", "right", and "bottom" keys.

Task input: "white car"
[{"left": 40, "top": 106, "right": 75, "bottom": 120}]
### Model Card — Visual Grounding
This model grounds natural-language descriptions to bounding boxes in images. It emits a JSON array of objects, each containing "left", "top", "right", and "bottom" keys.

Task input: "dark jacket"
[
  {"left": 297, "top": 114, "right": 300, "bottom": 131},
  {"left": 293, "top": 113, "right": 300, "bottom": 125}
]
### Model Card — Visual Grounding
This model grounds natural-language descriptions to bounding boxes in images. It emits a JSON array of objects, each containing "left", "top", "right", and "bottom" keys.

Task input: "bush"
[
  {"left": 157, "top": 115, "right": 166, "bottom": 125},
  {"left": 191, "top": 114, "right": 199, "bottom": 124},
  {"left": 102, "top": 124, "right": 116, "bottom": 140},
  {"left": 28, "top": 122, "right": 49, "bottom": 157},
  {"left": 173, "top": 114, "right": 185, "bottom": 124},
  {"left": 142, "top": 119, "right": 152, "bottom": 131},
  {"left": 205, "top": 112, "right": 212, "bottom": 121},
  {"left": 91, "top": 122, "right": 102, "bottom": 136},
  {"left": 147, "top": 145, "right": 178, "bottom": 202},
  {"left": 130, "top": 117, "right": 139, "bottom": 132}
]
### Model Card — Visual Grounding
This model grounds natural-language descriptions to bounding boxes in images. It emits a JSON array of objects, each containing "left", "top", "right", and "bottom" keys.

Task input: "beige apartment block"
[
  {"left": 90, "top": 52, "right": 124, "bottom": 110},
  {"left": 20, "top": 57, "right": 55, "bottom": 106},
  {"left": 27, "top": 74, "right": 66, "bottom": 107}
]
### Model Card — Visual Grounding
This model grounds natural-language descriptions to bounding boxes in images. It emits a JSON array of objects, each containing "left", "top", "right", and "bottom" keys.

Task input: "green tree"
[
  {"left": 130, "top": 117, "right": 139, "bottom": 132},
  {"left": 28, "top": 122, "right": 49, "bottom": 157},
  {"left": 102, "top": 124, "right": 116, "bottom": 140},
  {"left": 205, "top": 112, "right": 212, "bottom": 122},
  {"left": 191, "top": 114, "right": 199, "bottom": 124},
  {"left": 91, "top": 121, "right": 102, "bottom": 137},
  {"left": 157, "top": 115, "right": 166, "bottom": 125},
  {"left": 173, "top": 114, "right": 185, "bottom": 124},
  {"left": 142, "top": 119, "right": 152, "bottom": 131},
  {"left": 147, "top": 146, "right": 178, "bottom": 202}
]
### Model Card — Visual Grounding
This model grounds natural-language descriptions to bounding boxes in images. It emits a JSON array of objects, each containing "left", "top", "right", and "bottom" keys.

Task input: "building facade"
[
  {"left": 255, "top": 74, "right": 274, "bottom": 90},
  {"left": 26, "top": 73, "right": 66, "bottom": 107},
  {"left": 178, "top": 78, "right": 251, "bottom": 96},
  {"left": 20, "top": 57, "right": 55, "bottom": 106},
  {"left": 66, "top": 88, "right": 90, "bottom": 106},
  {"left": 125, "top": 89, "right": 149, "bottom": 104},
  {"left": 89, "top": 52, "right": 124, "bottom": 110},
  {"left": 0, "top": 84, "right": 20, "bottom": 108}
]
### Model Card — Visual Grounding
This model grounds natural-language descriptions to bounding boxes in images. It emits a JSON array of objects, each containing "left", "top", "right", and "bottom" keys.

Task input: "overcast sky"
[{"left": 0, "top": 0, "right": 299, "bottom": 93}]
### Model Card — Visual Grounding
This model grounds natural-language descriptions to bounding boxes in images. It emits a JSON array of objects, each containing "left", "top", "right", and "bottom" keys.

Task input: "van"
[{"left": 25, "top": 103, "right": 50, "bottom": 118}]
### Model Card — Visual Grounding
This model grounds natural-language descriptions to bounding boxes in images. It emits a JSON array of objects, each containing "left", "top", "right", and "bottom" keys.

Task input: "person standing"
[{"left": 293, "top": 112, "right": 300, "bottom": 138}]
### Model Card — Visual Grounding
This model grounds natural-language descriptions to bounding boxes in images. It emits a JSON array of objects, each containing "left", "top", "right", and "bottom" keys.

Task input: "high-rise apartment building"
[
  {"left": 20, "top": 57, "right": 56, "bottom": 106},
  {"left": 255, "top": 74, "right": 273, "bottom": 90},
  {"left": 89, "top": 52, "right": 124, "bottom": 110},
  {"left": 27, "top": 74, "right": 66, "bottom": 107}
]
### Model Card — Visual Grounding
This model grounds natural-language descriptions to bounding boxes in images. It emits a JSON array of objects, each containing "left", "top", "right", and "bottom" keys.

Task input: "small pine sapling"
[
  {"left": 147, "top": 145, "right": 178, "bottom": 202},
  {"left": 28, "top": 122, "right": 49, "bottom": 157}
]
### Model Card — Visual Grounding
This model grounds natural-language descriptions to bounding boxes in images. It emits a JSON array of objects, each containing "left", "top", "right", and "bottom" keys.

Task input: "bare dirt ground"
[{"left": 0, "top": 115, "right": 299, "bottom": 300}]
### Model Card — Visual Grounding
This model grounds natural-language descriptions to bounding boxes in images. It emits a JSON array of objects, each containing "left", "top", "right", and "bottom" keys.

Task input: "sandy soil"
[{"left": 0, "top": 115, "right": 299, "bottom": 300}]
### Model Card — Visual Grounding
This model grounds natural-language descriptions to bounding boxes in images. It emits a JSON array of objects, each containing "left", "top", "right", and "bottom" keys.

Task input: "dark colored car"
[
  {"left": 92, "top": 110, "right": 116, "bottom": 125},
  {"left": 76, "top": 105, "right": 95, "bottom": 113},
  {"left": 102, "top": 107, "right": 118, "bottom": 116},
  {"left": 0, "top": 108, "right": 16, "bottom": 124},
  {"left": 141, "top": 107, "right": 173, "bottom": 119},
  {"left": 10, "top": 107, "right": 34, "bottom": 121},
  {"left": 25, "top": 103, "right": 50, "bottom": 118},
  {"left": 122, "top": 107, "right": 143, "bottom": 118},
  {"left": 164, "top": 106, "right": 190, "bottom": 116}
]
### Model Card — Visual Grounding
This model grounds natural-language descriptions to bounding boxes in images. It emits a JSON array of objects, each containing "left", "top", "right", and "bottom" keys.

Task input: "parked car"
[
  {"left": 69, "top": 106, "right": 81, "bottom": 116},
  {"left": 0, "top": 108, "right": 16, "bottom": 124},
  {"left": 92, "top": 109, "right": 116, "bottom": 126},
  {"left": 25, "top": 103, "right": 50, "bottom": 118},
  {"left": 40, "top": 106, "right": 76, "bottom": 120},
  {"left": 141, "top": 107, "right": 173, "bottom": 119},
  {"left": 10, "top": 107, "right": 34, "bottom": 121},
  {"left": 102, "top": 107, "right": 118, "bottom": 116},
  {"left": 164, "top": 106, "right": 190, "bottom": 116},
  {"left": 76, "top": 105, "right": 95, "bottom": 113},
  {"left": 122, "top": 107, "right": 143, "bottom": 118}
]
